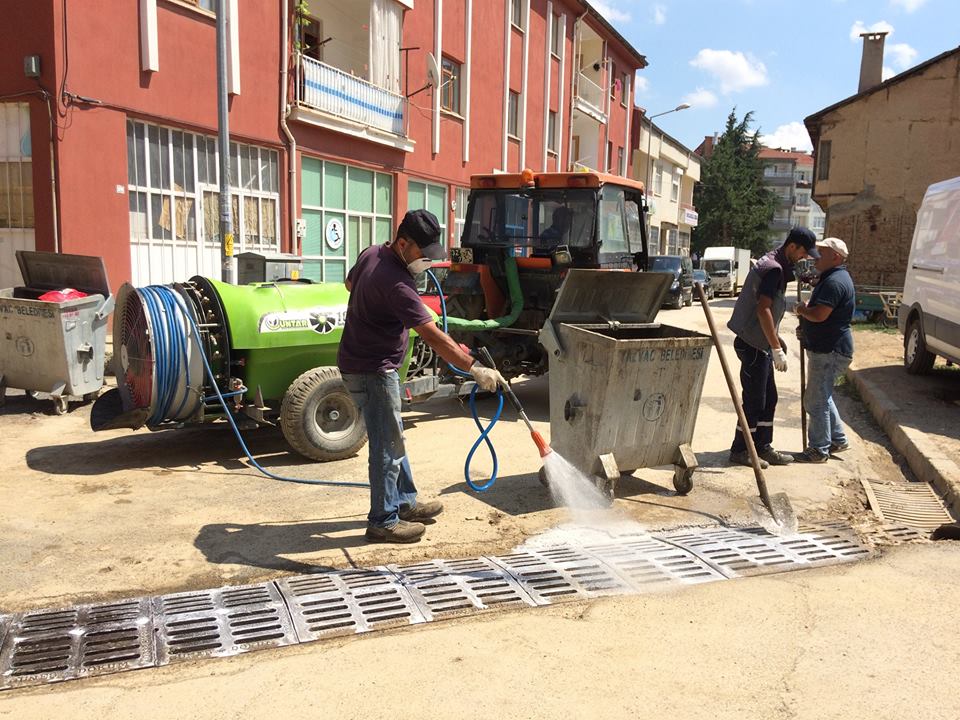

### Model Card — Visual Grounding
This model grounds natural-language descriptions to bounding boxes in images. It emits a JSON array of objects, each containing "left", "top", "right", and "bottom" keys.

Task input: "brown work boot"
[
  {"left": 365, "top": 520, "right": 425, "bottom": 544},
  {"left": 399, "top": 500, "right": 444, "bottom": 522}
]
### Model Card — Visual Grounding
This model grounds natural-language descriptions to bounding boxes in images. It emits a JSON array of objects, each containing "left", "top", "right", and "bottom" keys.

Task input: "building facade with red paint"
[{"left": 0, "top": 0, "right": 645, "bottom": 290}]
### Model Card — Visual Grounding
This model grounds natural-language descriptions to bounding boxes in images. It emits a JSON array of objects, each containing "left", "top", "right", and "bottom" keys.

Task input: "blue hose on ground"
[
  {"left": 425, "top": 269, "right": 503, "bottom": 492},
  {"left": 141, "top": 284, "right": 367, "bottom": 489}
]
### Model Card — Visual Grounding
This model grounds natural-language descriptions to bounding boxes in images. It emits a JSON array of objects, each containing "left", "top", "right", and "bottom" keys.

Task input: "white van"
[{"left": 899, "top": 176, "right": 960, "bottom": 373}]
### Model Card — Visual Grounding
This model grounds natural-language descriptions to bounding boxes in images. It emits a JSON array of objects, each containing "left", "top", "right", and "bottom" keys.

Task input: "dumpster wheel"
[{"left": 672, "top": 465, "right": 694, "bottom": 495}]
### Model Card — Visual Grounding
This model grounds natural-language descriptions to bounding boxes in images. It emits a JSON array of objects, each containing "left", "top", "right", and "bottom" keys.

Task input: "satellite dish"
[{"left": 425, "top": 52, "right": 440, "bottom": 89}]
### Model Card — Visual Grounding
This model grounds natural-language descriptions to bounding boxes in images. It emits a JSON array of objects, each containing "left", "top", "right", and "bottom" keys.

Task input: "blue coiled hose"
[
  {"left": 425, "top": 269, "right": 504, "bottom": 492},
  {"left": 141, "top": 284, "right": 367, "bottom": 488}
]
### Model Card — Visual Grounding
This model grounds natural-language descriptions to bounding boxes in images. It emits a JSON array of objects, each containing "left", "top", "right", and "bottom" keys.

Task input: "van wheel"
[
  {"left": 904, "top": 319, "right": 935, "bottom": 375},
  {"left": 281, "top": 367, "right": 367, "bottom": 461}
]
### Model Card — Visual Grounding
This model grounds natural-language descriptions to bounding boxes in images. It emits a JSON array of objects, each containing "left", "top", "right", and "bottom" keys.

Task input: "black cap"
[
  {"left": 785, "top": 226, "right": 820, "bottom": 259},
  {"left": 398, "top": 209, "right": 446, "bottom": 260}
]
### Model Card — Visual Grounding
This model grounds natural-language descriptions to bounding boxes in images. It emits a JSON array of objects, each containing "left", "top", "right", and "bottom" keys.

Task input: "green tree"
[{"left": 692, "top": 109, "right": 778, "bottom": 257}]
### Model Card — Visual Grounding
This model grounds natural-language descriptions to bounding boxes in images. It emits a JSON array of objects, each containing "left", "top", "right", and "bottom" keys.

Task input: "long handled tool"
[
  {"left": 477, "top": 347, "right": 552, "bottom": 458},
  {"left": 696, "top": 283, "right": 798, "bottom": 534},
  {"left": 798, "top": 280, "right": 807, "bottom": 447}
]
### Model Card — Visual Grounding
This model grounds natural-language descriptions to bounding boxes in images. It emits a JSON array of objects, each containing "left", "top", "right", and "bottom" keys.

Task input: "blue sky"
[{"left": 590, "top": 0, "right": 958, "bottom": 152}]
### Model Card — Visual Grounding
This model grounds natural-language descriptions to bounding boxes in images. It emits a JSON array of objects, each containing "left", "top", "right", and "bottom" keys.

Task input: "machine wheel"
[
  {"left": 672, "top": 465, "right": 694, "bottom": 495},
  {"left": 52, "top": 396, "right": 69, "bottom": 416},
  {"left": 904, "top": 319, "right": 935, "bottom": 375},
  {"left": 281, "top": 367, "right": 367, "bottom": 461}
]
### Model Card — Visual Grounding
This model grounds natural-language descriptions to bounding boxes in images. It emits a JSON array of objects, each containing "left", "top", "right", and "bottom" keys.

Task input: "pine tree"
[{"left": 692, "top": 109, "right": 778, "bottom": 257}]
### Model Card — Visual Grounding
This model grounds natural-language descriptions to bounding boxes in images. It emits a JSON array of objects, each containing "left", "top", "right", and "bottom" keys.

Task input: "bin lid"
[
  {"left": 16, "top": 251, "right": 111, "bottom": 297},
  {"left": 547, "top": 269, "right": 671, "bottom": 325}
]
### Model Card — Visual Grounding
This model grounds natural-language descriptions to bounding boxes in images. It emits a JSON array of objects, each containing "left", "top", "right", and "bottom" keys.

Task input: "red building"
[{"left": 0, "top": 0, "right": 646, "bottom": 290}]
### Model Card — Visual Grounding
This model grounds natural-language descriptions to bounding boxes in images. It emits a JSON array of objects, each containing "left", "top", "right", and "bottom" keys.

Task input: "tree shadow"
[{"left": 194, "top": 516, "right": 369, "bottom": 574}]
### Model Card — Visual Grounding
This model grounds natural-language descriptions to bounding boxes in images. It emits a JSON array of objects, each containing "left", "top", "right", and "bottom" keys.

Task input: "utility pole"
[{"left": 216, "top": 0, "right": 236, "bottom": 283}]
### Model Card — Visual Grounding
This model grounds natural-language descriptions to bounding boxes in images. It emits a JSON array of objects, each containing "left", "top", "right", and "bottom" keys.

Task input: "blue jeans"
[
  {"left": 804, "top": 351, "right": 852, "bottom": 455},
  {"left": 341, "top": 371, "right": 417, "bottom": 528},
  {"left": 731, "top": 337, "right": 778, "bottom": 453}
]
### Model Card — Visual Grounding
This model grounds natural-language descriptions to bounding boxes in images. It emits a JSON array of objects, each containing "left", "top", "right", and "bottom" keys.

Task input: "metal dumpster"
[
  {"left": 539, "top": 269, "right": 713, "bottom": 497},
  {"left": 0, "top": 251, "right": 113, "bottom": 414}
]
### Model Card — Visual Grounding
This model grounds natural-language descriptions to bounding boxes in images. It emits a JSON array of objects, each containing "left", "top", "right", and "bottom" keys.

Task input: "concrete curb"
[{"left": 846, "top": 366, "right": 960, "bottom": 517}]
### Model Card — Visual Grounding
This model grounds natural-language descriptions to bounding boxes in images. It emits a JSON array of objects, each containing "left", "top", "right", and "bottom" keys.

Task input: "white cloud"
[
  {"left": 590, "top": 1, "right": 631, "bottom": 23},
  {"left": 634, "top": 76, "right": 650, "bottom": 94},
  {"left": 652, "top": 4, "right": 667, "bottom": 25},
  {"left": 689, "top": 49, "right": 768, "bottom": 94},
  {"left": 682, "top": 87, "right": 718, "bottom": 109},
  {"left": 890, "top": 0, "right": 927, "bottom": 12},
  {"left": 887, "top": 42, "right": 918, "bottom": 69},
  {"left": 761, "top": 122, "right": 813, "bottom": 152},
  {"left": 882, "top": 65, "right": 896, "bottom": 81},
  {"left": 849, "top": 20, "right": 895, "bottom": 41}
]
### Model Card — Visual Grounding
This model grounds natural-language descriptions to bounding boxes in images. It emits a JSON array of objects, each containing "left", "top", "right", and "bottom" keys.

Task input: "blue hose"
[
  {"left": 425, "top": 269, "right": 503, "bottom": 492},
  {"left": 142, "top": 284, "right": 367, "bottom": 489}
]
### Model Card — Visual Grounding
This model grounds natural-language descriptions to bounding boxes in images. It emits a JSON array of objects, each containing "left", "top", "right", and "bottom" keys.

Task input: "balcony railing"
[
  {"left": 297, "top": 55, "right": 406, "bottom": 137},
  {"left": 575, "top": 72, "right": 605, "bottom": 117}
]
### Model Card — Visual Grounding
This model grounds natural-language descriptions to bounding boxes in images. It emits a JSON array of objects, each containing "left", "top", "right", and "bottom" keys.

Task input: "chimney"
[{"left": 858, "top": 32, "right": 888, "bottom": 92}]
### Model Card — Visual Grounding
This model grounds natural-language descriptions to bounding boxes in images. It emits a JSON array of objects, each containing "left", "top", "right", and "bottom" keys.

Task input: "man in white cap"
[{"left": 794, "top": 237, "right": 855, "bottom": 463}]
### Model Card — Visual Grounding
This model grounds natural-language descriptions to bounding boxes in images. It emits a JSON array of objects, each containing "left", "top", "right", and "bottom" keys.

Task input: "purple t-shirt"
[{"left": 337, "top": 244, "right": 434, "bottom": 374}]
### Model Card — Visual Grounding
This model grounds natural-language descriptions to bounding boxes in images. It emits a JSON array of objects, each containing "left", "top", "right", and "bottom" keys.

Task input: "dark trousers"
[{"left": 730, "top": 336, "right": 778, "bottom": 453}]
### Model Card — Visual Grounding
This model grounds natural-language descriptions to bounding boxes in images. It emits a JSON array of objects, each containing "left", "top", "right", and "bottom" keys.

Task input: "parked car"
[
  {"left": 649, "top": 254, "right": 694, "bottom": 308},
  {"left": 898, "top": 176, "right": 960, "bottom": 374},
  {"left": 692, "top": 269, "right": 714, "bottom": 300}
]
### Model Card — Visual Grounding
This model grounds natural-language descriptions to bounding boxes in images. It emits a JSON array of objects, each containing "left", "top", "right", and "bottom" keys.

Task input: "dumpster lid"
[
  {"left": 16, "top": 251, "right": 111, "bottom": 297},
  {"left": 547, "top": 269, "right": 671, "bottom": 325}
]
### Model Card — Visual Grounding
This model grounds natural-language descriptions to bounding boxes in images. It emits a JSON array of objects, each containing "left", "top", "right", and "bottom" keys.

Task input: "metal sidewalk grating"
[
  {"left": 0, "top": 598, "right": 155, "bottom": 690},
  {"left": 390, "top": 557, "right": 536, "bottom": 621},
  {"left": 861, "top": 480, "right": 954, "bottom": 531},
  {"left": 581, "top": 537, "right": 726, "bottom": 589},
  {"left": 277, "top": 568, "right": 426, "bottom": 642},
  {"left": 154, "top": 583, "right": 297, "bottom": 665},
  {"left": 489, "top": 546, "right": 633, "bottom": 604}
]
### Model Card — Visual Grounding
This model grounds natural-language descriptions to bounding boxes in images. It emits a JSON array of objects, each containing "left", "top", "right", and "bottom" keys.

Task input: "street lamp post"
[{"left": 644, "top": 103, "right": 690, "bottom": 255}]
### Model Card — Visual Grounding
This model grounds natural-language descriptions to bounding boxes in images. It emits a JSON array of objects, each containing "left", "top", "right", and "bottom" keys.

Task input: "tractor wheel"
[
  {"left": 904, "top": 319, "right": 935, "bottom": 375},
  {"left": 281, "top": 367, "right": 367, "bottom": 462}
]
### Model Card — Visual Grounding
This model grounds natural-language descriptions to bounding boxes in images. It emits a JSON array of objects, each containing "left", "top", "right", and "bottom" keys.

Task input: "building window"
[
  {"left": 606, "top": 142, "right": 613, "bottom": 173},
  {"left": 126, "top": 119, "right": 280, "bottom": 286},
  {"left": 440, "top": 56, "right": 461, "bottom": 114},
  {"left": 507, "top": 91, "right": 520, "bottom": 138},
  {"left": 610, "top": 62, "right": 617, "bottom": 100},
  {"left": 653, "top": 162, "right": 663, "bottom": 196},
  {"left": 453, "top": 187, "right": 469, "bottom": 246},
  {"left": 299, "top": 17, "right": 324, "bottom": 62},
  {"left": 408, "top": 180, "right": 448, "bottom": 246},
  {"left": 666, "top": 227, "right": 679, "bottom": 254},
  {"left": 679, "top": 231, "right": 690, "bottom": 252},
  {"left": 550, "top": 13, "right": 561, "bottom": 56},
  {"left": 649, "top": 225, "right": 660, "bottom": 254},
  {"left": 671, "top": 168, "right": 681, "bottom": 202},
  {"left": 182, "top": 0, "right": 215, "bottom": 13},
  {"left": 817, "top": 140, "right": 831, "bottom": 181},
  {"left": 547, "top": 111, "right": 558, "bottom": 153},
  {"left": 510, "top": 0, "right": 524, "bottom": 30},
  {"left": 813, "top": 216, "right": 825, "bottom": 231},
  {"left": 620, "top": 72, "right": 630, "bottom": 107},
  {"left": 0, "top": 103, "right": 34, "bottom": 230},
  {"left": 617, "top": 147, "right": 625, "bottom": 176}
]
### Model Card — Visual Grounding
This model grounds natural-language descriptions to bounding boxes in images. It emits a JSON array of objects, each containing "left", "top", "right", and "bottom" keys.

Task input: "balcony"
[
  {"left": 574, "top": 72, "right": 607, "bottom": 123},
  {"left": 292, "top": 55, "right": 413, "bottom": 152}
]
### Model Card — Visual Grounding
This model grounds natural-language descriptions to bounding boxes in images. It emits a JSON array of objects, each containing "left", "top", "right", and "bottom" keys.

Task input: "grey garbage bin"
[
  {"left": 0, "top": 251, "right": 113, "bottom": 414},
  {"left": 539, "top": 269, "right": 713, "bottom": 497}
]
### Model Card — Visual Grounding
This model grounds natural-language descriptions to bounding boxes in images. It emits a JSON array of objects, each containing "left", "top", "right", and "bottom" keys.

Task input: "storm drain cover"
[
  {"left": 277, "top": 568, "right": 426, "bottom": 642},
  {"left": 390, "top": 557, "right": 536, "bottom": 620},
  {"left": 0, "top": 598, "right": 154, "bottom": 690},
  {"left": 861, "top": 480, "right": 954, "bottom": 531},
  {"left": 489, "top": 546, "right": 633, "bottom": 604},
  {"left": 582, "top": 537, "right": 726, "bottom": 589},
  {"left": 154, "top": 583, "right": 296, "bottom": 665}
]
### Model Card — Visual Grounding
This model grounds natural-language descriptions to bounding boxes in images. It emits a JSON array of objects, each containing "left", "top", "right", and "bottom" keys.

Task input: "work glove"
[
  {"left": 771, "top": 347, "right": 788, "bottom": 373},
  {"left": 469, "top": 364, "right": 506, "bottom": 393}
]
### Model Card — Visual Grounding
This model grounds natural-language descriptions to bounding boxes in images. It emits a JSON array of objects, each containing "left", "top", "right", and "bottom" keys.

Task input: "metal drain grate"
[
  {"left": 154, "top": 583, "right": 296, "bottom": 665},
  {"left": 861, "top": 480, "right": 953, "bottom": 530},
  {"left": 390, "top": 557, "right": 536, "bottom": 620},
  {"left": 582, "top": 537, "right": 726, "bottom": 589},
  {"left": 490, "top": 546, "right": 633, "bottom": 604},
  {"left": 277, "top": 568, "right": 426, "bottom": 642},
  {"left": 0, "top": 598, "right": 154, "bottom": 689}
]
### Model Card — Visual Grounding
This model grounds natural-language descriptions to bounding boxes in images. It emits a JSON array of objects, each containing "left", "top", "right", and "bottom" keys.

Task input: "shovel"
[{"left": 696, "top": 282, "right": 798, "bottom": 534}]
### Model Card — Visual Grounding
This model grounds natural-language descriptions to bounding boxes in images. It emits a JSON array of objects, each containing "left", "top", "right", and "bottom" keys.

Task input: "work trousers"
[
  {"left": 804, "top": 350, "right": 852, "bottom": 455},
  {"left": 341, "top": 370, "right": 417, "bottom": 528},
  {"left": 730, "top": 336, "right": 778, "bottom": 453}
]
